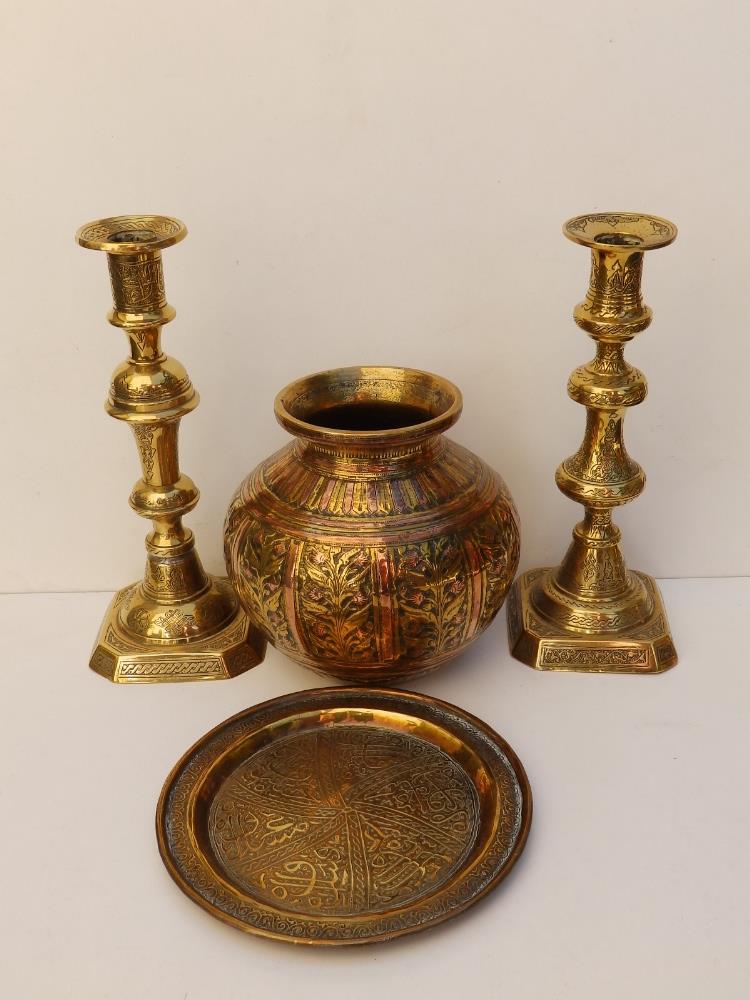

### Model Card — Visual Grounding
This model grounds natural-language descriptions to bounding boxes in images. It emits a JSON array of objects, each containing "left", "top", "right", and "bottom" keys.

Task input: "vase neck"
[{"left": 293, "top": 434, "right": 446, "bottom": 476}]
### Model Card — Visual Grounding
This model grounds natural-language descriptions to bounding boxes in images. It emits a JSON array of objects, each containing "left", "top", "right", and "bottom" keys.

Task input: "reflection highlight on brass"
[
  {"left": 157, "top": 686, "right": 532, "bottom": 945},
  {"left": 77, "top": 215, "right": 265, "bottom": 682},
  {"left": 508, "top": 213, "right": 678, "bottom": 673},
  {"left": 224, "top": 366, "right": 520, "bottom": 683}
]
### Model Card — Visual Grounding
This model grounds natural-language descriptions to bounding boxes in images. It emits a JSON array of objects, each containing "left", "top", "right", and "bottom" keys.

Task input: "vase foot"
[
  {"left": 507, "top": 568, "right": 677, "bottom": 673},
  {"left": 89, "top": 578, "right": 266, "bottom": 683}
]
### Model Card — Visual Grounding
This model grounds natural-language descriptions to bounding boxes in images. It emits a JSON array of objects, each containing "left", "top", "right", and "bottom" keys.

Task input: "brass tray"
[{"left": 157, "top": 687, "right": 532, "bottom": 945}]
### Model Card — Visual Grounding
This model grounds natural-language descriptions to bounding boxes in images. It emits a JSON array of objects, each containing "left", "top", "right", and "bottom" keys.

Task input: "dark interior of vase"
[
  {"left": 282, "top": 368, "right": 459, "bottom": 435},
  {"left": 304, "top": 400, "right": 433, "bottom": 431}
]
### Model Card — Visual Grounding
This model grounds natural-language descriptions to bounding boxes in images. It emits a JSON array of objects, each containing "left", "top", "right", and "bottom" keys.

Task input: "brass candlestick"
[
  {"left": 77, "top": 215, "right": 265, "bottom": 682},
  {"left": 508, "top": 212, "right": 678, "bottom": 673}
]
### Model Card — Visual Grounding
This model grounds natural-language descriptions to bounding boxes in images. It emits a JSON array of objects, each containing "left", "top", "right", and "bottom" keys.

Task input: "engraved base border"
[
  {"left": 507, "top": 569, "right": 678, "bottom": 674},
  {"left": 89, "top": 581, "right": 266, "bottom": 683}
]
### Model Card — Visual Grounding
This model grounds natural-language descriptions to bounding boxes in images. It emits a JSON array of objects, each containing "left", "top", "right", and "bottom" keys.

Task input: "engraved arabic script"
[{"left": 208, "top": 727, "right": 479, "bottom": 916}]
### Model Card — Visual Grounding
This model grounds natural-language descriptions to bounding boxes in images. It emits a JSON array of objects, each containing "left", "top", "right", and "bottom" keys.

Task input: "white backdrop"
[{"left": 1, "top": 0, "right": 745, "bottom": 592}]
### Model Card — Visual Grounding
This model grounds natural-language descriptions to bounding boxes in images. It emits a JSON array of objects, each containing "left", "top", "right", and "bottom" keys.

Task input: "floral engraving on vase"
[
  {"left": 260, "top": 442, "right": 482, "bottom": 521},
  {"left": 224, "top": 372, "right": 521, "bottom": 681},
  {"left": 226, "top": 464, "right": 520, "bottom": 676},
  {"left": 296, "top": 546, "right": 376, "bottom": 663},
  {"left": 469, "top": 503, "right": 521, "bottom": 632},
  {"left": 233, "top": 520, "right": 295, "bottom": 650},
  {"left": 208, "top": 726, "right": 479, "bottom": 916},
  {"left": 392, "top": 536, "right": 469, "bottom": 661},
  {"left": 224, "top": 488, "right": 247, "bottom": 544}
]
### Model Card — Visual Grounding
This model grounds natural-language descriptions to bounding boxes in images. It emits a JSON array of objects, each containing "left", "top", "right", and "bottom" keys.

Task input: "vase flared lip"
[{"left": 274, "top": 365, "right": 463, "bottom": 447}]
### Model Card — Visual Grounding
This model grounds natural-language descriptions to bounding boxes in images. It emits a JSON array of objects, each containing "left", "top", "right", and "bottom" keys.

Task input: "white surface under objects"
[{"left": 1, "top": 579, "right": 748, "bottom": 999}]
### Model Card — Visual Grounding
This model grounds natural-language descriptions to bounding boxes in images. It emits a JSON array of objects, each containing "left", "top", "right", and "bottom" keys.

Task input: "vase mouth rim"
[{"left": 274, "top": 366, "right": 463, "bottom": 446}]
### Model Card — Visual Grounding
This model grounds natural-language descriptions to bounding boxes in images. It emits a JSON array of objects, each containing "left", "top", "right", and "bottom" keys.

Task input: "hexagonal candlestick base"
[
  {"left": 507, "top": 568, "right": 677, "bottom": 674},
  {"left": 89, "top": 581, "right": 266, "bottom": 683}
]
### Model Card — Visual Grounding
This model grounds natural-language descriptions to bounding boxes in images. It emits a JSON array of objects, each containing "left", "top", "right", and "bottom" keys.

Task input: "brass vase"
[{"left": 224, "top": 366, "right": 520, "bottom": 683}]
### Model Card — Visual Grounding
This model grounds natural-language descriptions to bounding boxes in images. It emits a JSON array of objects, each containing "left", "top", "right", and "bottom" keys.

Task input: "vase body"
[{"left": 224, "top": 367, "right": 520, "bottom": 683}]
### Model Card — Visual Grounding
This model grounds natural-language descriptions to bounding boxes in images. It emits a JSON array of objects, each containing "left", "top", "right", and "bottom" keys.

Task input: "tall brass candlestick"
[
  {"left": 77, "top": 215, "right": 265, "bottom": 682},
  {"left": 508, "top": 212, "right": 678, "bottom": 673}
]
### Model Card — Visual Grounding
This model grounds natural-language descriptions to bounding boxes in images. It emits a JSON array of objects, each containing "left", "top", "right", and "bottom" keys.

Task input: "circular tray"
[{"left": 157, "top": 687, "right": 532, "bottom": 945}]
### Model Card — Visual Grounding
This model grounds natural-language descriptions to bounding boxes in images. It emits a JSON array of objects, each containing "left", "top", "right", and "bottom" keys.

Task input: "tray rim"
[{"left": 156, "top": 686, "right": 533, "bottom": 946}]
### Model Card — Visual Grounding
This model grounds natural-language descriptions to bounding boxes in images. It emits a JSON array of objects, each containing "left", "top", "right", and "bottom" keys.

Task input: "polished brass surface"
[
  {"left": 508, "top": 213, "right": 678, "bottom": 673},
  {"left": 157, "top": 686, "right": 532, "bottom": 945},
  {"left": 224, "top": 366, "right": 520, "bottom": 683},
  {"left": 77, "top": 215, "right": 265, "bottom": 682}
]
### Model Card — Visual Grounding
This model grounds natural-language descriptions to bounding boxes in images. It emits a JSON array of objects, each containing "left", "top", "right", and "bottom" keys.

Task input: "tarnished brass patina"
[
  {"left": 157, "top": 686, "right": 532, "bottom": 945},
  {"left": 77, "top": 215, "right": 265, "bottom": 683},
  {"left": 224, "top": 367, "right": 520, "bottom": 683},
  {"left": 508, "top": 213, "right": 678, "bottom": 673}
]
